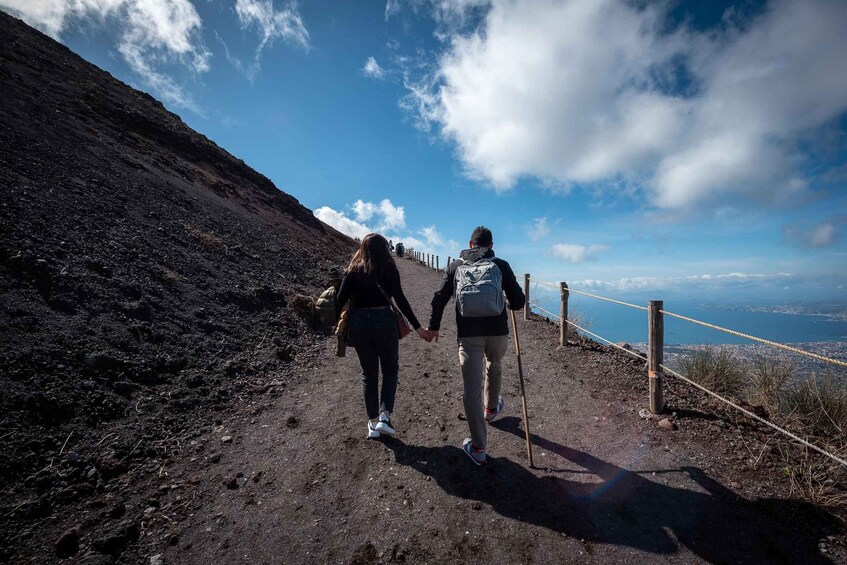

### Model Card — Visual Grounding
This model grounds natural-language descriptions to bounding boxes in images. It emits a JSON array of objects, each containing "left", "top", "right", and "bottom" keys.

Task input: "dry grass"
[
  {"left": 677, "top": 345, "right": 747, "bottom": 397},
  {"left": 746, "top": 355, "right": 792, "bottom": 417},
  {"left": 781, "top": 373, "right": 847, "bottom": 438},
  {"left": 678, "top": 347, "right": 847, "bottom": 509}
]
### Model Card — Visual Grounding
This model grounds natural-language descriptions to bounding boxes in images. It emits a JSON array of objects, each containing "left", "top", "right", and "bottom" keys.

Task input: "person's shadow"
[{"left": 383, "top": 417, "right": 838, "bottom": 563}]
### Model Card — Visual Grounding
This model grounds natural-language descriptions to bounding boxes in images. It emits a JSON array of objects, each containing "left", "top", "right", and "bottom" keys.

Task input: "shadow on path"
[{"left": 384, "top": 417, "right": 838, "bottom": 564}]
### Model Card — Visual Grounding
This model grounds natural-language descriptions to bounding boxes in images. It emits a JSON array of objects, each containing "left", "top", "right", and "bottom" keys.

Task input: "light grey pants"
[{"left": 458, "top": 335, "right": 509, "bottom": 451}]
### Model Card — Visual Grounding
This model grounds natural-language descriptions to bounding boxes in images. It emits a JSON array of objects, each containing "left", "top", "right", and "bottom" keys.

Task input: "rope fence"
[{"left": 525, "top": 274, "right": 847, "bottom": 469}]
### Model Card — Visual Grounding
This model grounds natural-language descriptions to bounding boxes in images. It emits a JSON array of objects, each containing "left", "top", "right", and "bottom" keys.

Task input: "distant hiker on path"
[
  {"left": 336, "top": 234, "right": 432, "bottom": 439},
  {"left": 395, "top": 242, "right": 405, "bottom": 258},
  {"left": 427, "top": 226, "right": 525, "bottom": 465}
]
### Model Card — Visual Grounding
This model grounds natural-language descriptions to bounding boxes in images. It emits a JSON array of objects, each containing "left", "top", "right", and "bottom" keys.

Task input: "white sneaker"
[
  {"left": 367, "top": 420, "right": 380, "bottom": 439},
  {"left": 375, "top": 412, "right": 396, "bottom": 436}
]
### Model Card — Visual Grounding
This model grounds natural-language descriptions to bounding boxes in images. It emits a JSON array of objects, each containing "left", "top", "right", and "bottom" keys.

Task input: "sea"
[
  {"left": 529, "top": 291, "right": 847, "bottom": 381},
  {"left": 528, "top": 290, "right": 847, "bottom": 347}
]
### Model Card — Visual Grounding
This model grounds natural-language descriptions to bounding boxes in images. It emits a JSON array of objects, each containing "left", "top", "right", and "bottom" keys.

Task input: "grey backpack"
[{"left": 455, "top": 257, "right": 505, "bottom": 317}]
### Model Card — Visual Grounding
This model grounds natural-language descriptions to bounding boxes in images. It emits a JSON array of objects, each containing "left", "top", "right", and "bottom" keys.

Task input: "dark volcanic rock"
[{"left": 0, "top": 10, "right": 353, "bottom": 564}]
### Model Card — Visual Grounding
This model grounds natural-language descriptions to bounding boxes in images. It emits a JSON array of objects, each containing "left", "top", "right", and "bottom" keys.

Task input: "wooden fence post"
[
  {"left": 523, "top": 274, "right": 530, "bottom": 320},
  {"left": 560, "top": 282, "right": 568, "bottom": 347},
  {"left": 436, "top": 256, "right": 439, "bottom": 271},
  {"left": 648, "top": 300, "right": 665, "bottom": 414}
]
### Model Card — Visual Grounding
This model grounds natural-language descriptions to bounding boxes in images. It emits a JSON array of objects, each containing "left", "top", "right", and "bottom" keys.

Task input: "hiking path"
[{"left": 146, "top": 258, "right": 839, "bottom": 564}]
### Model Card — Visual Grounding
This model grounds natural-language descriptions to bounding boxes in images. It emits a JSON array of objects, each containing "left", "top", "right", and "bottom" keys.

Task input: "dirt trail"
[{"left": 138, "top": 258, "right": 840, "bottom": 564}]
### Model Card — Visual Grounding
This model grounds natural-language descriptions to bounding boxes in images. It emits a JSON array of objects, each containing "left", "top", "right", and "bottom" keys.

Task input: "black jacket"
[
  {"left": 336, "top": 266, "right": 421, "bottom": 330},
  {"left": 428, "top": 247, "right": 525, "bottom": 338}
]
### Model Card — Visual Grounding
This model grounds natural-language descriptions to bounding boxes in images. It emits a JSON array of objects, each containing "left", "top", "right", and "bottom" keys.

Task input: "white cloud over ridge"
[
  {"left": 315, "top": 199, "right": 456, "bottom": 260},
  {"left": 315, "top": 199, "right": 406, "bottom": 238},
  {"left": 1, "top": 0, "right": 210, "bottom": 111},
  {"left": 405, "top": 0, "right": 847, "bottom": 212}
]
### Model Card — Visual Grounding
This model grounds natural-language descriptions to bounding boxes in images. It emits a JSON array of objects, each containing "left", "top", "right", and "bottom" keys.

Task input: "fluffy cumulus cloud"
[
  {"left": 404, "top": 0, "right": 847, "bottom": 212},
  {"left": 230, "top": 0, "right": 308, "bottom": 80},
  {"left": 0, "top": 0, "right": 210, "bottom": 111},
  {"left": 314, "top": 199, "right": 457, "bottom": 260},
  {"left": 315, "top": 199, "right": 406, "bottom": 237},
  {"left": 550, "top": 243, "right": 608, "bottom": 263},
  {"left": 313, "top": 206, "right": 372, "bottom": 240},
  {"left": 362, "top": 56, "right": 385, "bottom": 79}
]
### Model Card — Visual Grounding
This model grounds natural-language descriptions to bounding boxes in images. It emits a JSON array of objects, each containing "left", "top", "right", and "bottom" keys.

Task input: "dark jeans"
[{"left": 350, "top": 309, "right": 400, "bottom": 419}]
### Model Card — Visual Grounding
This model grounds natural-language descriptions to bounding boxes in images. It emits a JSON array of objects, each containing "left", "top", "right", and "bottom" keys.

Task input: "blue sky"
[{"left": 4, "top": 0, "right": 846, "bottom": 302}]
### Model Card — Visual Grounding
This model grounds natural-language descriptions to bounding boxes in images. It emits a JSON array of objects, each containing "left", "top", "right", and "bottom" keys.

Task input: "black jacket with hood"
[{"left": 428, "top": 247, "right": 525, "bottom": 338}]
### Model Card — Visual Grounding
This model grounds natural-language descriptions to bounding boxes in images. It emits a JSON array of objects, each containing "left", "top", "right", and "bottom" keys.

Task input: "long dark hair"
[{"left": 346, "top": 233, "right": 396, "bottom": 281}]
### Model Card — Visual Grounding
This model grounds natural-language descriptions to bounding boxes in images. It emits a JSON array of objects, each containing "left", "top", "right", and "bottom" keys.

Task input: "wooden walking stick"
[{"left": 509, "top": 309, "right": 534, "bottom": 467}]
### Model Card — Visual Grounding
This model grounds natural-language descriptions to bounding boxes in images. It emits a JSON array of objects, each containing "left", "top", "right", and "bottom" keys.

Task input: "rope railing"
[
  {"left": 524, "top": 273, "right": 847, "bottom": 469},
  {"left": 660, "top": 363, "right": 847, "bottom": 468},
  {"left": 533, "top": 278, "right": 847, "bottom": 369}
]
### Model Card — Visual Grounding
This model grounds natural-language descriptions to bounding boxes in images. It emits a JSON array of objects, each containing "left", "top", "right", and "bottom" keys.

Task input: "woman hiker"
[{"left": 336, "top": 233, "right": 433, "bottom": 438}]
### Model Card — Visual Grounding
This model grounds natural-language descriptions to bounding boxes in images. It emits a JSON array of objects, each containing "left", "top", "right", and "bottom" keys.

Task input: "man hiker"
[{"left": 427, "top": 226, "right": 525, "bottom": 465}]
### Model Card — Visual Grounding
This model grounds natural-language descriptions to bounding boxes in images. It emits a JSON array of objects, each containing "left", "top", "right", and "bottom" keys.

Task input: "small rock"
[
  {"left": 221, "top": 436, "right": 233, "bottom": 443},
  {"left": 79, "top": 551, "right": 113, "bottom": 565},
  {"left": 638, "top": 408, "right": 653, "bottom": 420},
  {"left": 108, "top": 502, "right": 126, "bottom": 518},
  {"left": 83, "top": 352, "right": 121, "bottom": 371},
  {"left": 67, "top": 451, "right": 80, "bottom": 464},
  {"left": 224, "top": 477, "right": 238, "bottom": 490},
  {"left": 150, "top": 554, "right": 164, "bottom": 565},
  {"left": 209, "top": 453, "right": 222, "bottom": 464},
  {"left": 55, "top": 528, "right": 79, "bottom": 557},
  {"left": 731, "top": 481, "right": 741, "bottom": 489},
  {"left": 658, "top": 418, "right": 676, "bottom": 430}
]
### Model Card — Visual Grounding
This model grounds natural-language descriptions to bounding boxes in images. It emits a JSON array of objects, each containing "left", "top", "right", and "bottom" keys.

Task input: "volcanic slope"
[{"left": 0, "top": 10, "right": 351, "bottom": 561}]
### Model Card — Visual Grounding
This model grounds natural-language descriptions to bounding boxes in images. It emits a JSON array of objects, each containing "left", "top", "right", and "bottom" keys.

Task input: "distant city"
[
  {"left": 630, "top": 341, "right": 847, "bottom": 386},
  {"left": 698, "top": 301, "right": 847, "bottom": 323}
]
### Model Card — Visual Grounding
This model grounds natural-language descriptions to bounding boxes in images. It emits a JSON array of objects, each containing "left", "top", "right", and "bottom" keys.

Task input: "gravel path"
[{"left": 146, "top": 258, "right": 840, "bottom": 564}]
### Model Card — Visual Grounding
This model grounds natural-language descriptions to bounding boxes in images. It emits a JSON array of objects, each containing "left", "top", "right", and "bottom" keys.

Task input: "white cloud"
[
  {"left": 352, "top": 199, "right": 377, "bottom": 222},
  {"left": 315, "top": 199, "right": 406, "bottom": 238},
  {"left": 420, "top": 225, "right": 444, "bottom": 246},
  {"left": 405, "top": 0, "right": 847, "bottom": 212},
  {"left": 783, "top": 219, "right": 844, "bottom": 249},
  {"left": 314, "top": 200, "right": 456, "bottom": 261},
  {"left": 362, "top": 56, "right": 385, "bottom": 79},
  {"left": 574, "top": 272, "right": 795, "bottom": 293},
  {"left": 550, "top": 243, "right": 608, "bottom": 263},
  {"left": 384, "top": 0, "right": 400, "bottom": 21},
  {"left": 377, "top": 199, "right": 406, "bottom": 231},
  {"left": 314, "top": 206, "right": 371, "bottom": 240},
  {"left": 1, "top": 0, "right": 210, "bottom": 111},
  {"left": 232, "top": 0, "right": 309, "bottom": 81},
  {"left": 527, "top": 217, "right": 550, "bottom": 242}
]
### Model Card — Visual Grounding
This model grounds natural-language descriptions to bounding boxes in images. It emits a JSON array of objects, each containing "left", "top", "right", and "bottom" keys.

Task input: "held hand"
[
  {"left": 428, "top": 328, "right": 439, "bottom": 343},
  {"left": 416, "top": 327, "right": 431, "bottom": 342}
]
